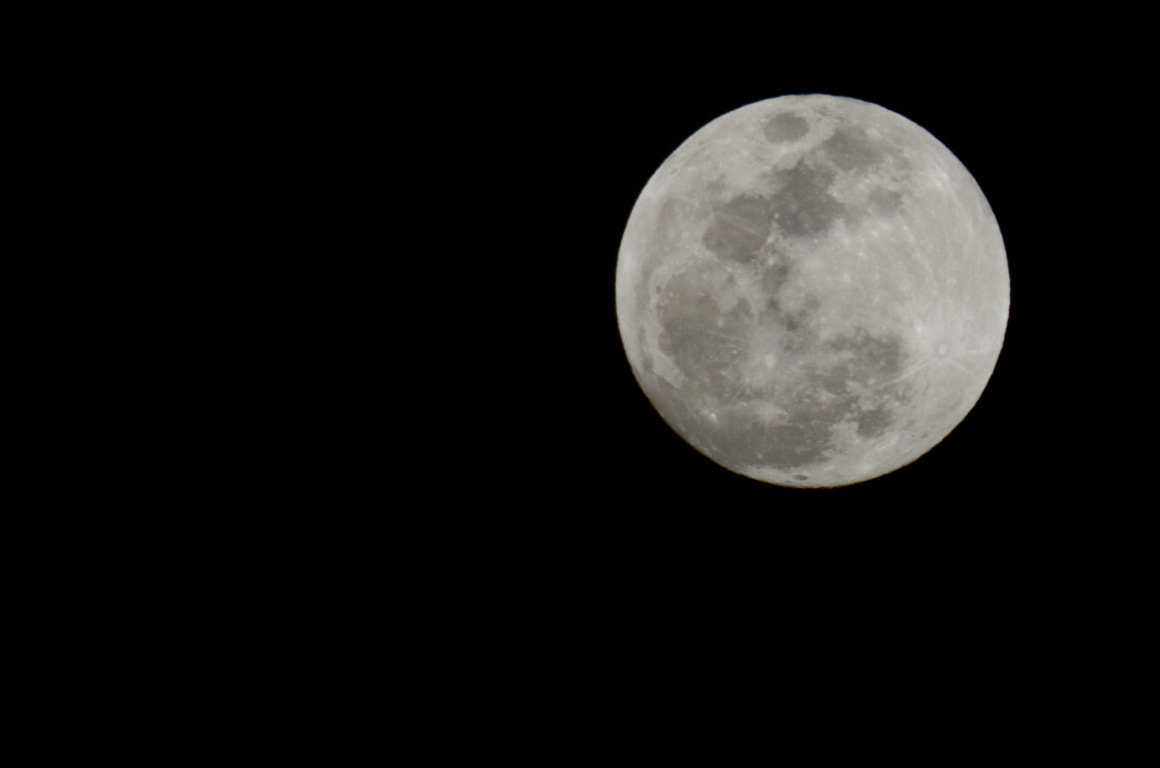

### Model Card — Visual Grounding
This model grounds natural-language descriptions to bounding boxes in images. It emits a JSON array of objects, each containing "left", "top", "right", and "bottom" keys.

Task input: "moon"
[{"left": 615, "top": 94, "right": 1009, "bottom": 488}]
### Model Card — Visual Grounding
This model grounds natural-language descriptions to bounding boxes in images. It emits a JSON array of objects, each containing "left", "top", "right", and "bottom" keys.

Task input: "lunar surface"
[{"left": 616, "top": 94, "right": 1009, "bottom": 488}]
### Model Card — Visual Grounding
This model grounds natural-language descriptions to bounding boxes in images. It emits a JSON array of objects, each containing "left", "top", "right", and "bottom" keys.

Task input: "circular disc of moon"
[{"left": 616, "top": 94, "right": 1009, "bottom": 488}]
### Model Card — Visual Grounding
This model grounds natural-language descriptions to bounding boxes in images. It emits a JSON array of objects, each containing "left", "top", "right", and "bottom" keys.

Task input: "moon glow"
[{"left": 615, "top": 95, "right": 1009, "bottom": 488}]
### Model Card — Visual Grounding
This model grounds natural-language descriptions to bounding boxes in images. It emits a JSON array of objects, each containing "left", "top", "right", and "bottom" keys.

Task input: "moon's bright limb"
[{"left": 615, "top": 95, "right": 1009, "bottom": 488}]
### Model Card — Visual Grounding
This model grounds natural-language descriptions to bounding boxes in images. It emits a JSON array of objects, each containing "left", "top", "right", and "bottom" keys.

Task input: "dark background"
[
  {"left": 384, "top": 20, "right": 1146, "bottom": 728},
  {"left": 20, "top": 14, "right": 1145, "bottom": 730},
  {"left": 410, "top": 22, "right": 1159, "bottom": 626},
  {"left": 467, "top": 43, "right": 1116, "bottom": 518},
  {"left": 423, "top": 34, "right": 1149, "bottom": 682}
]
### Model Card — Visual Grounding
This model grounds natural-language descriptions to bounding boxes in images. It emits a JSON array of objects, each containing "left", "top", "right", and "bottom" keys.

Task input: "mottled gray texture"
[{"left": 616, "top": 95, "right": 1009, "bottom": 487}]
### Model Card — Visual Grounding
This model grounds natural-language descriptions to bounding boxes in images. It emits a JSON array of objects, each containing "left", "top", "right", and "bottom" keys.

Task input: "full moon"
[{"left": 615, "top": 94, "right": 1009, "bottom": 488}]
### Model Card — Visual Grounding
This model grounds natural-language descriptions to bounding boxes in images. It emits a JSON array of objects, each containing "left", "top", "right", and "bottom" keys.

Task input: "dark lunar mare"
[
  {"left": 642, "top": 108, "right": 927, "bottom": 473},
  {"left": 620, "top": 95, "right": 1008, "bottom": 485},
  {"left": 656, "top": 262, "right": 913, "bottom": 471},
  {"left": 762, "top": 112, "right": 809, "bottom": 143},
  {"left": 700, "top": 193, "right": 773, "bottom": 264},
  {"left": 767, "top": 162, "right": 845, "bottom": 237},
  {"left": 702, "top": 326, "right": 910, "bottom": 471}
]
